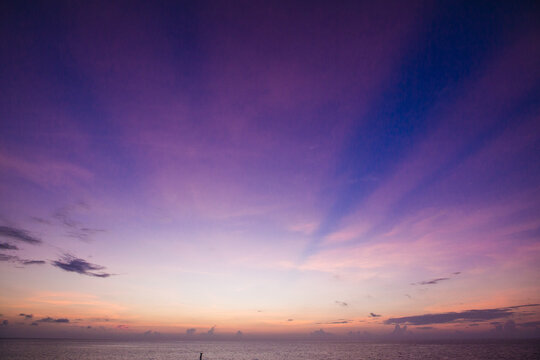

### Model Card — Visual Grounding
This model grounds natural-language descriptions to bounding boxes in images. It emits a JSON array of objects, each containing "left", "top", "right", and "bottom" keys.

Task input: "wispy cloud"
[
  {"left": 411, "top": 272, "right": 461, "bottom": 286},
  {"left": 0, "top": 243, "right": 18, "bottom": 250},
  {"left": 52, "top": 254, "right": 112, "bottom": 278},
  {"left": 412, "top": 277, "right": 450, "bottom": 286},
  {"left": 335, "top": 300, "right": 348, "bottom": 307},
  {"left": 370, "top": 312, "right": 381, "bottom": 317},
  {"left": 186, "top": 328, "right": 196, "bottom": 335},
  {"left": 0, "top": 226, "right": 41, "bottom": 244},
  {"left": 19, "top": 313, "right": 33, "bottom": 319},
  {"left": 53, "top": 203, "right": 105, "bottom": 242}
]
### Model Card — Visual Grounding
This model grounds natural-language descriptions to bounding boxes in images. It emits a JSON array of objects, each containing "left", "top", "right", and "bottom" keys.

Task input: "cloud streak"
[{"left": 0, "top": 253, "right": 45, "bottom": 265}]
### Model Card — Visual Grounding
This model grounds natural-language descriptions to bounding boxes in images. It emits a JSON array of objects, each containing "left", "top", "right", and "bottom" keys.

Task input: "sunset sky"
[{"left": 1, "top": 0, "right": 539, "bottom": 340}]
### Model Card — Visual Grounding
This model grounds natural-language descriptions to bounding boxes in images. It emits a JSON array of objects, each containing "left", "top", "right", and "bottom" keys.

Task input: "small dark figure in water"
[{"left": 199, "top": 352, "right": 203, "bottom": 360}]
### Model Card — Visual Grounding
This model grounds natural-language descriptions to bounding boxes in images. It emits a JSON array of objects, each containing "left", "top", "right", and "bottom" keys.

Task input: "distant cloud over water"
[
  {"left": 385, "top": 305, "right": 539, "bottom": 326},
  {"left": 311, "top": 329, "right": 332, "bottom": 337}
]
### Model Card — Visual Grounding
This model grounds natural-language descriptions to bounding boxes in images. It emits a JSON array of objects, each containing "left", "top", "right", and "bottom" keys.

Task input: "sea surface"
[{"left": 1, "top": 339, "right": 539, "bottom": 360}]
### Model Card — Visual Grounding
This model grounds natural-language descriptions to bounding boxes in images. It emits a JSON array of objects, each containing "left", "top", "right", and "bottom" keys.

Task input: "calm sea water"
[{"left": 1, "top": 339, "right": 539, "bottom": 360}]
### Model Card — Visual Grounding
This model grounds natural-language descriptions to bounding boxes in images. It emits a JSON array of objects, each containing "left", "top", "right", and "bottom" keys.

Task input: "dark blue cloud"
[
  {"left": 370, "top": 313, "right": 381, "bottom": 317},
  {"left": 52, "top": 254, "right": 112, "bottom": 278},
  {"left": 19, "top": 313, "right": 33, "bottom": 319}
]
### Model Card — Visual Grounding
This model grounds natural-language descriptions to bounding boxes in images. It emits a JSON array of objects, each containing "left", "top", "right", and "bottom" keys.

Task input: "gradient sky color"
[{"left": 1, "top": 0, "right": 539, "bottom": 340}]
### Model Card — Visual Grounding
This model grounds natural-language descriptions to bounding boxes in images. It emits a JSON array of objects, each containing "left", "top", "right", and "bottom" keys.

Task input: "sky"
[{"left": 0, "top": 0, "right": 539, "bottom": 340}]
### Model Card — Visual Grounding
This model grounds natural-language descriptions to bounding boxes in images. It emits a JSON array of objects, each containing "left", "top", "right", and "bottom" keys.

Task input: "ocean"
[{"left": 1, "top": 339, "right": 539, "bottom": 360}]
